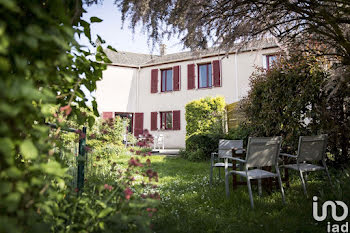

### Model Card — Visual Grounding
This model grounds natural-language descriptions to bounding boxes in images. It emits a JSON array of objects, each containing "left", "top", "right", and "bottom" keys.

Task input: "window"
[
  {"left": 160, "top": 112, "right": 173, "bottom": 130},
  {"left": 266, "top": 55, "right": 278, "bottom": 70},
  {"left": 161, "top": 69, "right": 173, "bottom": 92},
  {"left": 198, "top": 63, "right": 212, "bottom": 88}
]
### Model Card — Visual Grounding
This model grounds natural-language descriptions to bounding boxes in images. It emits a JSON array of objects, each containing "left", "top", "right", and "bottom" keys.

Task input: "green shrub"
[
  {"left": 241, "top": 54, "right": 329, "bottom": 153},
  {"left": 184, "top": 133, "right": 223, "bottom": 161},
  {"left": 93, "top": 143, "right": 124, "bottom": 158},
  {"left": 0, "top": 1, "right": 112, "bottom": 232},
  {"left": 185, "top": 96, "right": 226, "bottom": 138},
  {"left": 0, "top": 1, "right": 155, "bottom": 232},
  {"left": 224, "top": 123, "right": 253, "bottom": 147},
  {"left": 241, "top": 54, "right": 349, "bottom": 164},
  {"left": 183, "top": 96, "right": 226, "bottom": 161}
]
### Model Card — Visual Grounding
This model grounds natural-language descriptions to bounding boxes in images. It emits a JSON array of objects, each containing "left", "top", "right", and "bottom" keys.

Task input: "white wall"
[
  {"left": 96, "top": 47, "right": 278, "bottom": 149},
  {"left": 96, "top": 66, "right": 138, "bottom": 113},
  {"left": 138, "top": 47, "right": 278, "bottom": 148}
]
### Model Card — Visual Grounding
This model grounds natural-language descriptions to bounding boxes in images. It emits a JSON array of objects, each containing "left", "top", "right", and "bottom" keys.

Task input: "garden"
[{"left": 1, "top": 1, "right": 350, "bottom": 233}]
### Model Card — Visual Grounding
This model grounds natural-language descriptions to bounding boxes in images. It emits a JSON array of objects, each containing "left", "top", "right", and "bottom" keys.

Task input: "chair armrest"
[
  {"left": 223, "top": 156, "right": 246, "bottom": 163},
  {"left": 233, "top": 147, "right": 245, "bottom": 151},
  {"left": 211, "top": 152, "right": 218, "bottom": 164},
  {"left": 211, "top": 152, "right": 218, "bottom": 159},
  {"left": 233, "top": 148, "right": 246, "bottom": 156},
  {"left": 280, "top": 153, "right": 297, "bottom": 159}
]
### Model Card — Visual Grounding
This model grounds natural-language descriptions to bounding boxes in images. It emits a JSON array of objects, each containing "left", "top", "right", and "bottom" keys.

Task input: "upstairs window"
[
  {"left": 198, "top": 63, "right": 212, "bottom": 88},
  {"left": 161, "top": 69, "right": 173, "bottom": 92},
  {"left": 266, "top": 55, "right": 278, "bottom": 70},
  {"left": 160, "top": 111, "right": 173, "bottom": 130}
]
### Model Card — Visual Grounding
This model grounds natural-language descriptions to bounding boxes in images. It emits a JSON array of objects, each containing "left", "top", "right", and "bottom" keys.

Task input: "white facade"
[{"left": 96, "top": 45, "right": 279, "bottom": 148}]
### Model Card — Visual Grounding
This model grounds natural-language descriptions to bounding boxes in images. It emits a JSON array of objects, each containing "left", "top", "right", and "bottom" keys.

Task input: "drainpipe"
[
  {"left": 235, "top": 49, "right": 239, "bottom": 101},
  {"left": 137, "top": 66, "right": 140, "bottom": 112}
]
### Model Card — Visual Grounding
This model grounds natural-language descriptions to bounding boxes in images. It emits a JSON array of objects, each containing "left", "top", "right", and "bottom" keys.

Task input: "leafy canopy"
[
  {"left": 0, "top": 0, "right": 110, "bottom": 231},
  {"left": 241, "top": 54, "right": 350, "bottom": 164},
  {"left": 113, "top": 0, "right": 350, "bottom": 64}
]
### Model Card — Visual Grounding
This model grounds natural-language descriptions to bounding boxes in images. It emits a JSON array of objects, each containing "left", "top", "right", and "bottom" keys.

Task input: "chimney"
[{"left": 160, "top": 44, "right": 166, "bottom": 56}]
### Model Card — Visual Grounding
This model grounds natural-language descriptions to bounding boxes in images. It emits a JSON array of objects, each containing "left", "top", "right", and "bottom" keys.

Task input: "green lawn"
[{"left": 114, "top": 154, "right": 350, "bottom": 233}]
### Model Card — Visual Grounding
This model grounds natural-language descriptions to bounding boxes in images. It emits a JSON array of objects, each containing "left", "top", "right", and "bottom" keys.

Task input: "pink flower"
[
  {"left": 60, "top": 105, "right": 72, "bottom": 116},
  {"left": 128, "top": 157, "right": 143, "bottom": 167},
  {"left": 124, "top": 187, "right": 133, "bottom": 200},
  {"left": 145, "top": 169, "right": 158, "bottom": 181},
  {"left": 148, "top": 192, "right": 160, "bottom": 200},
  {"left": 104, "top": 184, "right": 113, "bottom": 191}
]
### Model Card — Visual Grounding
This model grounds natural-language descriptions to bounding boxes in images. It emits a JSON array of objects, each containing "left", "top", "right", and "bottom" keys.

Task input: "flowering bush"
[
  {"left": 41, "top": 148, "right": 160, "bottom": 232},
  {"left": 136, "top": 129, "right": 154, "bottom": 148}
]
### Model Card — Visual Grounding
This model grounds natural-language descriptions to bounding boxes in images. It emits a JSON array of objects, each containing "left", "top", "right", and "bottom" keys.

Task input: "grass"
[{"left": 113, "top": 153, "right": 350, "bottom": 233}]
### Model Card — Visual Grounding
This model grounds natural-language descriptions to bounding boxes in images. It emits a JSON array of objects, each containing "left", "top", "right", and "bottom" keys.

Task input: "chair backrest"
[
  {"left": 158, "top": 134, "right": 164, "bottom": 143},
  {"left": 245, "top": 136, "right": 282, "bottom": 168},
  {"left": 297, "top": 135, "right": 327, "bottom": 162},
  {"left": 218, "top": 139, "right": 243, "bottom": 158}
]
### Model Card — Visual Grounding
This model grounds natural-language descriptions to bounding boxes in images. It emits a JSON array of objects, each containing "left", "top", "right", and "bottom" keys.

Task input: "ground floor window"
[{"left": 160, "top": 111, "right": 173, "bottom": 130}]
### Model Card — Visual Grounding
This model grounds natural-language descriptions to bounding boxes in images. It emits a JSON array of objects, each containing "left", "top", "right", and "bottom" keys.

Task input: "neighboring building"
[{"left": 96, "top": 39, "right": 279, "bottom": 148}]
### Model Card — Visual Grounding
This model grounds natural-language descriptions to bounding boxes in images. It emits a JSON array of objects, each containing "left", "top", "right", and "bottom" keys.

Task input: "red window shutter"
[
  {"left": 213, "top": 60, "right": 221, "bottom": 87},
  {"left": 151, "top": 69, "right": 158, "bottom": 93},
  {"left": 187, "top": 64, "right": 195, "bottom": 90},
  {"left": 102, "top": 112, "right": 114, "bottom": 119},
  {"left": 173, "top": 66, "right": 180, "bottom": 91},
  {"left": 173, "top": 110, "right": 180, "bottom": 130},
  {"left": 151, "top": 112, "right": 158, "bottom": 131},
  {"left": 134, "top": 113, "right": 144, "bottom": 137}
]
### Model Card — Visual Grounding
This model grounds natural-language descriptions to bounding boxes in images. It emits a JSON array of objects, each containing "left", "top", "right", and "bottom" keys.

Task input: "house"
[{"left": 96, "top": 39, "right": 279, "bottom": 148}]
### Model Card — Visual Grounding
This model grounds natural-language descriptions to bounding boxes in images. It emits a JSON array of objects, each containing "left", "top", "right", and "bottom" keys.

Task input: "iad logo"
[{"left": 313, "top": 196, "right": 349, "bottom": 233}]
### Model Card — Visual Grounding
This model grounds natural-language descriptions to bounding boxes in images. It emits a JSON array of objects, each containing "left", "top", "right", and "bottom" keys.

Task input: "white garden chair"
[
  {"left": 224, "top": 136, "right": 285, "bottom": 209},
  {"left": 153, "top": 134, "right": 164, "bottom": 150},
  {"left": 209, "top": 139, "right": 243, "bottom": 186},
  {"left": 281, "top": 134, "right": 331, "bottom": 196}
]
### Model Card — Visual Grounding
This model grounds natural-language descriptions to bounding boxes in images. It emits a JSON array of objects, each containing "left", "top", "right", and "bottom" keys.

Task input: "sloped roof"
[
  {"left": 104, "top": 49, "right": 157, "bottom": 67},
  {"left": 105, "top": 39, "right": 278, "bottom": 68}
]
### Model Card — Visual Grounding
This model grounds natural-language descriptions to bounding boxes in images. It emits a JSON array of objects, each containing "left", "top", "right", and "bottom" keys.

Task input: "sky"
[{"left": 82, "top": 1, "right": 187, "bottom": 55}]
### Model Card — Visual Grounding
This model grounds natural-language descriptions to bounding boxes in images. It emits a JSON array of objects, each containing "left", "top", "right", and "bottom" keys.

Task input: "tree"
[
  {"left": 241, "top": 54, "right": 349, "bottom": 165},
  {"left": 113, "top": 0, "right": 349, "bottom": 63}
]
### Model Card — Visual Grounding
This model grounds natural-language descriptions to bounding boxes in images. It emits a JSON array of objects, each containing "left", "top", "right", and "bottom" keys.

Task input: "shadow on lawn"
[{"left": 147, "top": 156, "right": 348, "bottom": 233}]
